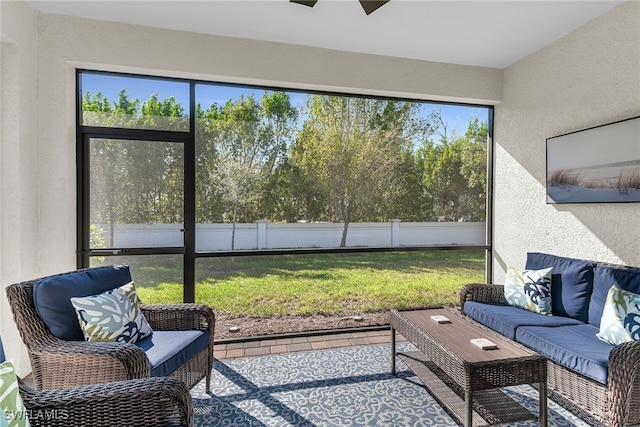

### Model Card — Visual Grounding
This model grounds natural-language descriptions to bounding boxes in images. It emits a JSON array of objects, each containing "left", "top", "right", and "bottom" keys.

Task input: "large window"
[{"left": 78, "top": 70, "right": 492, "bottom": 312}]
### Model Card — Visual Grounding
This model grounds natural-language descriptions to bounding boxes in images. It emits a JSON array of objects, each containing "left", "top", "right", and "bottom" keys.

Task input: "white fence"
[{"left": 97, "top": 220, "right": 486, "bottom": 251}]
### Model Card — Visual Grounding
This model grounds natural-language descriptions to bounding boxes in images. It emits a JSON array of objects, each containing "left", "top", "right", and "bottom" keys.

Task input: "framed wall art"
[{"left": 546, "top": 116, "right": 640, "bottom": 204}]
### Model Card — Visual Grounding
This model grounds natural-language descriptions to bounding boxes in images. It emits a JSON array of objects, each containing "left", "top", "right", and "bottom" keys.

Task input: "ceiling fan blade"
[
  {"left": 290, "top": 0, "right": 318, "bottom": 7},
  {"left": 359, "top": 0, "right": 390, "bottom": 15}
]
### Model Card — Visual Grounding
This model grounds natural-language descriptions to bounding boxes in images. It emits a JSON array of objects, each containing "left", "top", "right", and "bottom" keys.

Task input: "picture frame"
[{"left": 546, "top": 116, "right": 640, "bottom": 204}]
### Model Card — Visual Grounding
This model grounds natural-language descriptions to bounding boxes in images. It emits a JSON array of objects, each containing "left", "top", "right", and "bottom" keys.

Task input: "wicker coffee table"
[{"left": 391, "top": 308, "right": 547, "bottom": 427}]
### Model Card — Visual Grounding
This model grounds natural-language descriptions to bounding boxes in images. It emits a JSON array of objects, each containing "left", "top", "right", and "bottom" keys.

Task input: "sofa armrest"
[
  {"left": 141, "top": 303, "right": 215, "bottom": 332},
  {"left": 459, "top": 283, "right": 505, "bottom": 311},
  {"left": 20, "top": 377, "right": 193, "bottom": 427},
  {"left": 607, "top": 340, "right": 640, "bottom": 427},
  {"left": 29, "top": 340, "right": 150, "bottom": 390}
]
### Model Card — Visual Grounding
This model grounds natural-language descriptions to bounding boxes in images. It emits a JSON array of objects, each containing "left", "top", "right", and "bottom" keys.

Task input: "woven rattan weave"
[
  {"left": 391, "top": 308, "right": 547, "bottom": 427},
  {"left": 18, "top": 376, "right": 193, "bottom": 426},
  {"left": 461, "top": 283, "right": 640, "bottom": 427},
  {"left": 6, "top": 268, "right": 215, "bottom": 392}
]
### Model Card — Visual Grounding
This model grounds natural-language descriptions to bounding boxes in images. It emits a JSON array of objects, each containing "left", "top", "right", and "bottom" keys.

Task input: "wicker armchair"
[
  {"left": 18, "top": 376, "right": 193, "bottom": 427},
  {"left": 6, "top": 268, "right": 215, "bottom": 392}
]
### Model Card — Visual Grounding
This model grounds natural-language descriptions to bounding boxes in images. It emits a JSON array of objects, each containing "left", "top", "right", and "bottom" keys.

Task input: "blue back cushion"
[
  {"left": 525, "top": 253, "right": 595, "bottom": 322},
  {"left": 589, "top": 266, "right": 640, "bottom": 327},
  {"left": 0, "top": 338, "right": 5, "bottom": 363},
  {"left": 32, "top": 265, "right": 132, "bottom": 341}
]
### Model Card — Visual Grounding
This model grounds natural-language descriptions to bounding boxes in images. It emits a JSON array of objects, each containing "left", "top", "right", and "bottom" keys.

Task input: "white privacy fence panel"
[
  {"left": 96, "top": 221, "right": 486, "bottom": 251},
  {"left": 398, "top": 222, "right": 486, "bottom": 246}
]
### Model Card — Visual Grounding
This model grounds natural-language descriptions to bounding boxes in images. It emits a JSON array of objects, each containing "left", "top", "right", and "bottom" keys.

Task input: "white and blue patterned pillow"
[
  {"left": 597, "top": 285, "right": 640, "bottom": 346},
  {"left": 70, "top": 281, "right": 153, "bottom": 344},
  {"left": 504, "top": 267, "right": 553, "bottom": 315}
]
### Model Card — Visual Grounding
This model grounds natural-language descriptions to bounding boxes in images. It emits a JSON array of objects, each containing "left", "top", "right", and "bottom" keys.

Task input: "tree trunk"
[
  {"left": 340, "top": 220, "right": 349, "bottom": 247},
  {"left": 231, "top": 205, "right": 237, "bottom": 251}
]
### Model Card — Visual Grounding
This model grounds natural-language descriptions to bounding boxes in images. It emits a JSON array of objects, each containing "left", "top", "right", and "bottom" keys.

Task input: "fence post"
[
  {"left": 256, "top": 220, "right": 268, "bottom": 249},
  {"left": 390, "top": 219, "right": 400, "bottom": 246}
]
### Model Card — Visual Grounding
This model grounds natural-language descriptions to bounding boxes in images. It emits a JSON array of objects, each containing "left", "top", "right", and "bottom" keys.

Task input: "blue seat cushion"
[
  {"left": 32, "top": 265, "right": 132, "bottom": 341},
  {"left": 525, "top": 252, "right": 595, "bottom": 322},
  {"left": 135, "top": 330, "right": 209, "bottom": 378},
  {"left": 589, "top": 265, "right": 640, "bottom": 327},
  {"left": 464, "top": 301, "right": 583, "bottom": 340},
  {"left": 516, "top": 324, "right": 612, "bottom": 385}
]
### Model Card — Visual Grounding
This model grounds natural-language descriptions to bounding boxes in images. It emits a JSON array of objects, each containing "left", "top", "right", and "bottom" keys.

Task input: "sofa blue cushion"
[
  {"left": 32, "top": 265, "right": 132, "bottom": 341},
  {"left": 463, "top": 301, "right": 583, "bottom": 340},
  {"left": 135, "top": 330, "right": 209, "bottom": 378},
  {"left": 589, "top": 265, "right": 640, "bottom": 327},
  {"left": 526, "top": 252, "right": 595, "bottom": 322},
  {"left": 516, "top": 324, "right": 612, "bottom": 385}
]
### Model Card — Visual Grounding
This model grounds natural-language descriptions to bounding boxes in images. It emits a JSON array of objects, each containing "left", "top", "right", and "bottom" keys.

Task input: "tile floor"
[{"left": 215, "top": 328, "right": 405, "bottom": 360}]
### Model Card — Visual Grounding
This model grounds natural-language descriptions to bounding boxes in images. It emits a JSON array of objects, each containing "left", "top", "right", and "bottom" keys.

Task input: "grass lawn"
[{"left": 135, "top": 249, "right": 485, "bottom": 318}]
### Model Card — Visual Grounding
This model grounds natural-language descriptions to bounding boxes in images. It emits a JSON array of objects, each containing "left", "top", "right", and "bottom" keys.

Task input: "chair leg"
[
  {"left": 206, "top": 355, "right": 213, "bottom": 393},
  {"left": 206, "top": 370, "right": 211, "bottom": 393}
]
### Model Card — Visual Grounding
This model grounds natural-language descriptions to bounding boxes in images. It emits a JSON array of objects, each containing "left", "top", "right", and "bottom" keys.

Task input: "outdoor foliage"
[{"left": 84, "top": 86, "right": 488, "bottom": 247}]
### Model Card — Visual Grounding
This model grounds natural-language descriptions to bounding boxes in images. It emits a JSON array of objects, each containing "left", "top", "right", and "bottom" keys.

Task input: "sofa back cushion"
[
  {"left": 33, "top": 265, "right": 132, "bottom": 341},
  {"left": 589, "top": 265, "right": 640, "bottom": 327},
  {"left": 525, "top": 252, "right": 595, "bottom": 322}
]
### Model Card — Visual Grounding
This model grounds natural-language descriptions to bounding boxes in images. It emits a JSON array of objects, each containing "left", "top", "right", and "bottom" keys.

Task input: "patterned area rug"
[{"left": 191, "top": 343, "right": 590, "bottom": 426}]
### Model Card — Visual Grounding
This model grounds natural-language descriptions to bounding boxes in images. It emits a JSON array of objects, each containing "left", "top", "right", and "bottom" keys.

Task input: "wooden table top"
[{"left": 392, "top": 308, "right": 540, "bottom": 364}]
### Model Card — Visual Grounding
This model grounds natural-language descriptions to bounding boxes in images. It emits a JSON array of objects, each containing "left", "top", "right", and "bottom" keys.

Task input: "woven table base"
[{"left": 399, "top": 351, "right": 537, "bottom": 426}]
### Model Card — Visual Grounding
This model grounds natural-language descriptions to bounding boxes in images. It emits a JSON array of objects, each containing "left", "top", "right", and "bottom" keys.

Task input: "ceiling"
[{"left": 26, "top": 0, "right": 623, "bottom": 69}]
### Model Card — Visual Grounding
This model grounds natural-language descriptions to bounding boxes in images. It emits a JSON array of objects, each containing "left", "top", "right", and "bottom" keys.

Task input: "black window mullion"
[
  {"left": 183, "top": 83, "right": 197, "bottom": 303},
  {"left": 79, "top": 126, "right": 189, "bottom": 142}
]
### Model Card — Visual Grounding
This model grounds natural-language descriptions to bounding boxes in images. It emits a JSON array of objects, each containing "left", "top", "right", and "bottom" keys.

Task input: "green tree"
[
  {"left": 459, "top": 118, "right": 488, "bottom": 221},
  {"left": 84, "top": 90, "right": 187, "bottom": 235},
  {"left": 293, "top": 95, "right": 419, "bottom": 246},
  {"left": 422, "top": 117, "right": 487, "bottom": 221},
  {"left": 200, "top": 93, "right": 298, "bottom": 247},
  {"left": 196, "top": 92, "right": 299, "bottom": 226},
  {"left": 213, "top": 156, "right": 260, "bottom": 249},
  {"left": 195, "top": 103, "right": 224, "bottom": 223}
]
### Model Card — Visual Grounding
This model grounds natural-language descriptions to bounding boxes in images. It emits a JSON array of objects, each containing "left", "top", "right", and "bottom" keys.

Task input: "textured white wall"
[
  {"left": 492, "top": 1, "right": 640, "bottom": 282},
  {"left": 0, "top": 0, "right": 39, "bottom": 376}
]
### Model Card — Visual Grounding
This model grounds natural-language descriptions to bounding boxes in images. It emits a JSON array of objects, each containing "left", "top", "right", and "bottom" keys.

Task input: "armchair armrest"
[
  {"left": 29, "top": 340, "right": 150, "bottom": 390},
  {"left": 459, "top": 283, "right": 505, "bottom": 311},
  {"left": 19, "top": 377, "right": 193, "bottom": 427},
  {"left": 607, "top": 340, "right": 640, "bottom": 427},
  {"left": 141, "top": 303, "right": 215, "bottom": 332}
]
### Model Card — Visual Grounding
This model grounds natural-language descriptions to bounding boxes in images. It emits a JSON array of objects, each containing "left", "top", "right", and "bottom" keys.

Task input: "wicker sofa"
[
  {"left": 460, "top": 252, "right": 640, "bottom": 427},
  {"left": 6, "top": 265, "right": 215, "bottom": 392}
]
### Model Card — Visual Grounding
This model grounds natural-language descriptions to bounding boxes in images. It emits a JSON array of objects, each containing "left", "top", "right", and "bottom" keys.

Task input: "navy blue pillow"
[
  {"left": 525, "top": 253, "right": 595, "bottom": 322},
  {"left": 589, "top": 265, "right": 640, "bottom": 327},
  {"left": 32, "top": 265, "right": 132, "bottom": 341}
]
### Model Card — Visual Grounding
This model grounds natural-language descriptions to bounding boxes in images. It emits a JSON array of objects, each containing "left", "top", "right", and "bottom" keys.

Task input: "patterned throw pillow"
[
  {"left": 70, "top": 281, "right": 153, "bottom": 344},
  {"left": 0, "top": 361, "right": 30, "bottom": 427},
  {"left": 504, "top": 267, "right": 553, "bottom": 315},
  {"left": 597, "top": 285, "right": 640, "bottom": 346}
]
